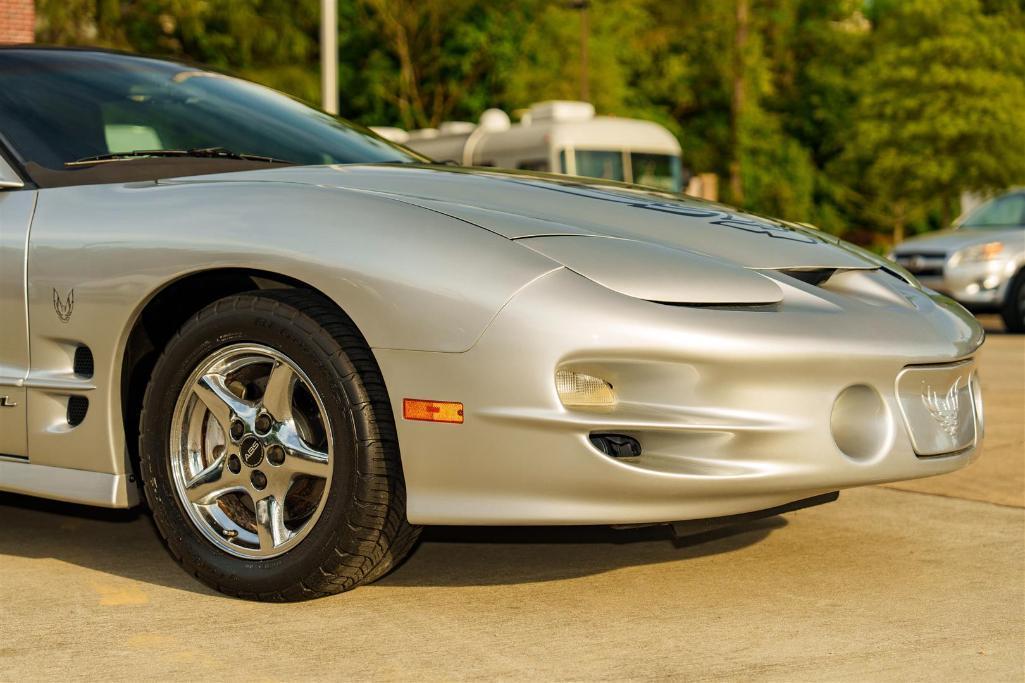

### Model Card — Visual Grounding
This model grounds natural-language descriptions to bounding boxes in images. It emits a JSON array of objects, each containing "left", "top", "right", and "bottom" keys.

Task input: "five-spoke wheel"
[
  {"left": 171, "top": 344, "right": 332, "bottom": 558},
  {"left": 140, "top": 290, "right": 419, "bottom": 600}
]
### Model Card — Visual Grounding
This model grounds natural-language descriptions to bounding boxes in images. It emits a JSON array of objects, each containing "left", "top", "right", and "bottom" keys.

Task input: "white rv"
[{"left": 373, "top": 101, "right": 686, "bottom": 193}]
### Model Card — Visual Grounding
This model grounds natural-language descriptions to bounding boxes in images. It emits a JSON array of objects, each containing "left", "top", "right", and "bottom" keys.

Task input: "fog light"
[
  {"left": 556, "top": 369, "right": 615, "bottom": 408},
  {"left": 590, "top": 433, "right": 641, "bottom": 457},
  {"left": 830, "top": 384, "right": 891, "bottom": 461}
]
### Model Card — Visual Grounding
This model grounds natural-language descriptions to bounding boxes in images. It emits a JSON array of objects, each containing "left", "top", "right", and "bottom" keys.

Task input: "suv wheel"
[{"left": 1000, "top": 269, "right": 1025, "bottom": 333}]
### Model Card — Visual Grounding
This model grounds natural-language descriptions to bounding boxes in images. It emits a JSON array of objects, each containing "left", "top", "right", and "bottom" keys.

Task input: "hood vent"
[{"left": 779, "top": 268, "right": 837, "bottom": 287}]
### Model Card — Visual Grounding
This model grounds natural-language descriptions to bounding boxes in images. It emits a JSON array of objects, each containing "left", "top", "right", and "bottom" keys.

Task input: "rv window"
[
  {"left": 517, "top": 159, "right": 549, "bottom": 172},
  {"left": 575, "top": 150, "right": 624, "bottom": 182},
  {"left": 631, "top": 152, "right": 683, "bottom": 192}
]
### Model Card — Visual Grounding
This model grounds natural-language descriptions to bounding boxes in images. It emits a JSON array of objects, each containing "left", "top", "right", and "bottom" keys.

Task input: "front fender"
[{"left": 25, "top": 178, "right": 556, "bottom": 478}]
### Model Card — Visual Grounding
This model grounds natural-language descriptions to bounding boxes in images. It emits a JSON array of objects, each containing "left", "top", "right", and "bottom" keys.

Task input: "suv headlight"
[{"left": 957, "top": 241, "right": 1005, "bottom": 262}]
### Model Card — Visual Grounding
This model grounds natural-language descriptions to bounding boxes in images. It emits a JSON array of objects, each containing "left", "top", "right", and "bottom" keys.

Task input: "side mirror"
[{"left": 0, "top": 154, "right": 25, "bottom": 189}]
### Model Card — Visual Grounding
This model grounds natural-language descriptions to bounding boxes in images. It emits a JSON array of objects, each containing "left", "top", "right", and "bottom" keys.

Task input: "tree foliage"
[
  {"left": 845, "top": 0, "right": 1025, "bottom": 240},
  {"left": 34, "top": 0, "right": 1025, "bottom": 246}
]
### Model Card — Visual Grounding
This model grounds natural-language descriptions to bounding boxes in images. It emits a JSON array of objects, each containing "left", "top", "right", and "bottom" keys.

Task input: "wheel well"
[{"left": 120, "top": 268, "right": 339, "bottom": 479}]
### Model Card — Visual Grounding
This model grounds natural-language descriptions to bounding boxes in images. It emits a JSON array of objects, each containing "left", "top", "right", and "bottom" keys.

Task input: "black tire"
[
  {"left": 139, "top": 289, "right": 420, "bottom": 601},
  {"left": 1000, "top": 269, "right": 1025, "bottom": 334}
]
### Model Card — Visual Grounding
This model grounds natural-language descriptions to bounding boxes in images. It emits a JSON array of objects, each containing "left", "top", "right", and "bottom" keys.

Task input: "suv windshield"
[
  {"left": 631, "top": 152, "right": 682, "bottom": 193},
  {"left": 0, "top": 49, "right": 423, "bottom": 186},
  {"left": 960, "top": 192, "right": 1025, "bottom": 229},
  {"left": 567, "top": 150, "right": 684, "bottom": 192}
]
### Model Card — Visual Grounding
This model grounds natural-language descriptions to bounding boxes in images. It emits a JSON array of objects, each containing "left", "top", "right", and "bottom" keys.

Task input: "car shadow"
[
  {"left": 0, "top": 492, "right": 784, "bottom": 595},
  {"left": 375, "top": 518, "right": 787, "bottom": 589}
]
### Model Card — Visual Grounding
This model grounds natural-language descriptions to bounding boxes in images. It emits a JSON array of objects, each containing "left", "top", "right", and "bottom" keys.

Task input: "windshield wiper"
[{"left": 66, "top": 147, "right": 295, "bottom": 167}]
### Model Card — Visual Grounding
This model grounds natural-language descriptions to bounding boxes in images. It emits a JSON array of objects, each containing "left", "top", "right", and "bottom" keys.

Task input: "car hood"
[
  {"left": 894, "top": 228, "right": 1022, "bottom": 254},
  {"left": 174, "top": 164, "right": 884, "bottom": 272}
]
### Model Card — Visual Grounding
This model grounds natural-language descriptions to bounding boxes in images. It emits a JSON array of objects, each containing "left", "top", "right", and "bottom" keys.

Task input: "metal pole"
[
  {"left": 566, "top": 1, "right": 591, "bottom": 103},
  {"left": 320, "top": 0, "right": 338, "bottom": 114},
  {"left": 579, "top": 2, "right": 590, "bottom": 103}
]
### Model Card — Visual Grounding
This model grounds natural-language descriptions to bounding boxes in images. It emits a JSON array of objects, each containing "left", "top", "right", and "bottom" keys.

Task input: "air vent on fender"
[
  {"left": 67, "top": 396, "right": 88, "bottom": 426},
  {"left": 74, "top": 345, "right": 94, "bottom": 378}
]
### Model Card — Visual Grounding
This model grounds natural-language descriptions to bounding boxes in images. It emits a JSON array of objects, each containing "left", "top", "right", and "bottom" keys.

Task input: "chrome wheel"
[{"left": 170, "top": 343, "right": 333, "bottom": 559}]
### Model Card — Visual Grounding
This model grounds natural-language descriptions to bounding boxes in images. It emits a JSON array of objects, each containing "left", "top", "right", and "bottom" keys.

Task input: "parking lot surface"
[{"left": 1, "top": 329, "right": 1022, "bottom": 681}]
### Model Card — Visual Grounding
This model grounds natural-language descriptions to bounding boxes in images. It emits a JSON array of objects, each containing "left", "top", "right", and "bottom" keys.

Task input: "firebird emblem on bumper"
[{"left": 922, "top": 377, "right": 962, "bottom": 439}]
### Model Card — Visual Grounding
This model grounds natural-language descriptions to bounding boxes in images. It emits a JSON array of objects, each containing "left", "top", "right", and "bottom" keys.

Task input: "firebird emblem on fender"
[
  {"left": 922, "top": 378, "right": 961, "bottom": 439},
  {"left": 53, "top": 288, "right": 74, "bottom": 323}
]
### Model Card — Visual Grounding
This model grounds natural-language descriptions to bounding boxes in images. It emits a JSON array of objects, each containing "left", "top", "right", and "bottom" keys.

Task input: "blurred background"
[{"left": 2, "top": 0, "right": 1024, "bottom": 249}]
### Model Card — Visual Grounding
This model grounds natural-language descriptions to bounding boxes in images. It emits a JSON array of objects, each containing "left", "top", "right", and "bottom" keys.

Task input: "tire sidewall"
[
  {"left": 1001, "top": 268, "right": 1025, "bottom": 333},
  {"left": 140, "top": 298, "right": 364, "bottom": 596}
]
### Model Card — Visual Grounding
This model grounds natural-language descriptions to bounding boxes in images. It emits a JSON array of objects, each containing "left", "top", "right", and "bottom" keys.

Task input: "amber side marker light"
[{"left": 403, "top": 398, "right": 464, "bottom": 424}]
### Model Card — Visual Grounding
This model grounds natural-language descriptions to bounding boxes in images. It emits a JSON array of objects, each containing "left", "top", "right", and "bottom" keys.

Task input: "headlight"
[{"left": 957, "top": 241, "right": 1005, "bottom": 262}]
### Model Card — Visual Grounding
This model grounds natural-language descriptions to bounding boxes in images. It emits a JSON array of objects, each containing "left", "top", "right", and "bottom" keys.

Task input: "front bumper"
[
  {"left": 911, "top": 259, "right": 1015, "bottom": 307},
  {"left": 377, "top": 268, "right": 984, "bottom": 525}
]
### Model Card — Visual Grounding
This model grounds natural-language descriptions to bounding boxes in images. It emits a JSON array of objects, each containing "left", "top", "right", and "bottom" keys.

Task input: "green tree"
[
  {"left": 32, "top": 0, "right": 1025, "bottom": 246},
  {"left": 845, "top": 0, "right": 1025, "bottom": 242},
  {"left": 37, "top": 0, "right": 323, "bottom": 104},
  {"left": 340, "top": 0, "right": 496, "bottom": 128}
]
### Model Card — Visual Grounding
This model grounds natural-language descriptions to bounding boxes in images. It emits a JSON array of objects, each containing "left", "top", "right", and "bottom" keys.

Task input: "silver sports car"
[{"left": 0, "top": 48, "right": 984, "bottom": 601}]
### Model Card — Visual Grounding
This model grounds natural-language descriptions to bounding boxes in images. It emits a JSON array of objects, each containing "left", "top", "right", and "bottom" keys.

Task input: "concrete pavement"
[{"left": 0, "top": 333, "right": 1021, "bottom": 681}]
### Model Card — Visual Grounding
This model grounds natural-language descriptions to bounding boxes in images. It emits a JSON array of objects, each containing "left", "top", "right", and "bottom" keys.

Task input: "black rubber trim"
[
  {"left": 670, "top": 491, "right": 839, "bottom": 538},
  {"left": 23, "top": 158, "right": 295, "bottom": 189}
]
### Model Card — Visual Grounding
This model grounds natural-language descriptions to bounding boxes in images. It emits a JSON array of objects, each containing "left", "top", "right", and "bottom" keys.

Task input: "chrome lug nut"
[
  {"left": 251, "top": 470, "right": 267, "bottom": 490},
  {"left": 254, "top": 412, "right": 272, "bottom": 434},
  {"left": 267, "top": 445, "right": 286, "bottom": 466}
]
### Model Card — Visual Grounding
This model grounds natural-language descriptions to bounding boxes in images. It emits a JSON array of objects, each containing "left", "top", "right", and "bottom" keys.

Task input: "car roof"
[{"left": 0, "top": 45, "right": 202, "bottom": 73}]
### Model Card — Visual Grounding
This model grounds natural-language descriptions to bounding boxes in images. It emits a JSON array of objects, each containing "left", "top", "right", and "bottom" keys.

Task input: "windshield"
[
  {"left": 574, "top": 150, "right": 625, "bottom": 183},
  {"left": 0, "top": 49, "right": 422, "bottom": 183},
  {"left": 566, "top": 149, "right": 683, "bottom": 192},
  {"left": 631, "top": 152, "right": 683, "bottom": 193},
  {"left": 959, "top": 192, "right": 1025, "bottom": 229}
]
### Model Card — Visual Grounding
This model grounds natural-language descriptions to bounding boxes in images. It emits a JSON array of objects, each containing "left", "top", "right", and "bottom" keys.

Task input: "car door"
[{"left": 0, "top": 151, "right": 32, "bottom": 459}]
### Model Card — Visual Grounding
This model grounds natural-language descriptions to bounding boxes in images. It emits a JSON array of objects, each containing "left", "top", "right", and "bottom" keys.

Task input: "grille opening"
[
  {"left": 73, "top": 345, "right": 94, "bottom": 378},
  {"left": 67, "top": 396, "right": 89, "bottom": 426}
]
